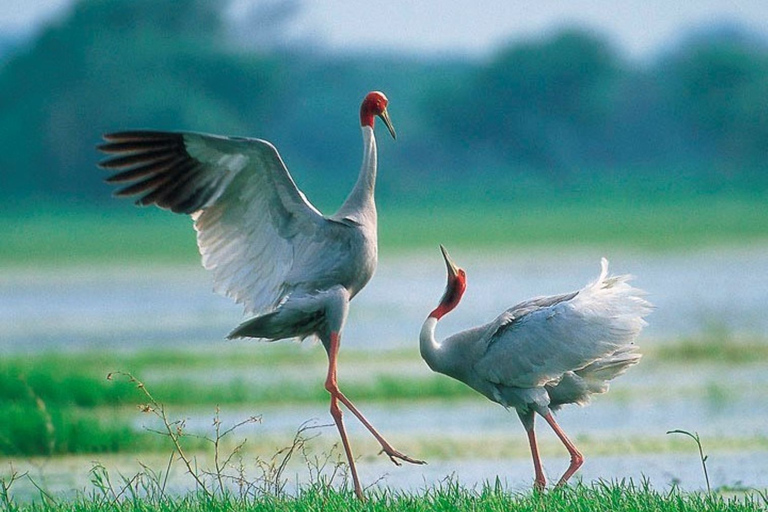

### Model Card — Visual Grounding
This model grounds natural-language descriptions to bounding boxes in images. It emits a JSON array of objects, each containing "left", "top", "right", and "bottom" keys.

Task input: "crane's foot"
[
  {"left": 554, "top": 453, "right": 583, "bottom": 488},
  {"left": 542, "top": 412, "right": 583, "bottom": 488},
  {"left": 533, "top": 475, "right": 547, "bottom": 491},
  {"left": 379, "top": 447, "right": 426, "bottom": 466}
]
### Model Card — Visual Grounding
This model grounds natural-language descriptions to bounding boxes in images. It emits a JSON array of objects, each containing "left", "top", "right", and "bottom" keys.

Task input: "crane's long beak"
[
  {"left": 434, "top": 244, "right": 466, "bottom": 317},
  {"left": 440, "top": 244, "right": 459, "bottom": 280},
  {"left": 379, "top": 108, "right": 397, "bottom": 140}
]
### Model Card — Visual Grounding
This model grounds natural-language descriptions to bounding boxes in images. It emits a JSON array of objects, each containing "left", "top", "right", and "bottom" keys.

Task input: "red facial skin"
[
  {"left": 430, "top": 268, "right": 467, "bottom": 319},
  {"left": 360, "top": 91, "right": 389, "bottom": 128}
]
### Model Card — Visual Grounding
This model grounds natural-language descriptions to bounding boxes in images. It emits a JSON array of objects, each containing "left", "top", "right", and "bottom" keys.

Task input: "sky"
[{"left": 3, "top": 0, "right": 768, "bottom": 59}]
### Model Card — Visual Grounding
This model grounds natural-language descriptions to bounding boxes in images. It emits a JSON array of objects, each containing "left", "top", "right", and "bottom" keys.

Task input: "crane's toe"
[{"left": 380, "top": 448, "right": 426, "bottom": 466}]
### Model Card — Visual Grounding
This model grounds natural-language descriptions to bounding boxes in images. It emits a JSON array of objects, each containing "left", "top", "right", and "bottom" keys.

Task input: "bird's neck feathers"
[
  {"left": 419, "top": 316, "right": 443, "bottom": 372},
  {"left": 335, "top": 126, "right": 377, "bottom": 226}
]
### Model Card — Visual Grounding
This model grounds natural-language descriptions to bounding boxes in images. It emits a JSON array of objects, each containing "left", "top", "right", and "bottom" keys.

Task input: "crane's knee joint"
[
  {"left": 324, "top": 378, "right": 338, "bottom": 394},
  {"left": 329, "top": 401, "right": 343, "bottom": 420}
]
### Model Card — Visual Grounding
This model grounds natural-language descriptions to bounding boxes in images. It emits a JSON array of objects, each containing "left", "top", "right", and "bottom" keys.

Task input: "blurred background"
[
  {"left": 1, "top": 0, "right": 767, "bottom": 499},
  {"left": 1, "top": 0, "right": 767, "bottom": 228}
]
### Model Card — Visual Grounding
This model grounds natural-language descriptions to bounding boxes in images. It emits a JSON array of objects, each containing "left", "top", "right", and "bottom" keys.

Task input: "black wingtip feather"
[
  {"left": 171, "top": 185, "right": 213, "bottom": 214},
  {"left": 99, "top": 149, "right": 178, "bottom": 170},
  {"left": 102, "top": 131, "right": 181, "bottom": 143},
  {"left": 97, "top": 139, "right": 180, "bottom": 155},
  {"left": 98, "top": 130, "right": 222, "bottom": 214},
  {"left": 114, "top": 172, "right": 174, "bottom": 198},
  {"left": 103, "top": 155, "right": 184, "bottom": 183},
  {"left": 137, "top": 162, "right": 200, "bottom": 209}
]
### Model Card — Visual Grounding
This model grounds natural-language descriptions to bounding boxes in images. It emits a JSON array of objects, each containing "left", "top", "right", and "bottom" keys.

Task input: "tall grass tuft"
[{"left": 667, "top": 429, "right": 712, "bottom": 493}]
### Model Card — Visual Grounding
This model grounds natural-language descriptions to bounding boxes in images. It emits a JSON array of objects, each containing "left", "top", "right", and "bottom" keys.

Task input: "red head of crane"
[{"left": 98, "top": 91, "right": 422, "bottom": 501}]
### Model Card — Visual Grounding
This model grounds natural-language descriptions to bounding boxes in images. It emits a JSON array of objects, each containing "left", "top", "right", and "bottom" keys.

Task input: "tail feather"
[
  {"left": 547, "top": 345, "right": 642, "bottom": 410},
  {"left": 569, "top": 258, "right": 653, "bottom": 352},
  {"left": 584, "top": 258, "right": 653, "bottom": 319},
  {"left": 227, "top": 309, "right": 323, "bottom": 341},
  {"left": 576, "top": 344, "right": 642, "bottom": 382},
  {"left": 228, "top": 312, "right": 282, "bottom": 340},
  {"left": 545, "top": 259, "right": 650, "bottom": 411}
]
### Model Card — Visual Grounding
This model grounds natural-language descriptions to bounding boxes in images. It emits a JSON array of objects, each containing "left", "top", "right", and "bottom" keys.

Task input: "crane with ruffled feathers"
[
  {"left": 420, "top": 246, "right": 651, "bottom": 489},
  {"left": 98, "top": 91, "right": 423, "bottom": 501}
]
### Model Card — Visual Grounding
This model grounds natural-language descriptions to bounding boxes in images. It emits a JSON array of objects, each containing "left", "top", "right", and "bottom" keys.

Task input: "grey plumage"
[
  {"left": 98, "top": 92, "right": 418, "bottom": 502},
  {"left": 420, "top": 246, "right": 652, "bottom": 489},
  {"left": 99, "top": 129, "right": 375, "bottom": 326}
]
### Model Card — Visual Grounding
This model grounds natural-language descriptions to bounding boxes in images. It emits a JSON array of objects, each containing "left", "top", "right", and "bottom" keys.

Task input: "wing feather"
[
  {"left": 99, "top": 130, "right": 327, "bottom": 316},
  {"left": 474, "top": 259, "right": 651, "bottom": 389}
]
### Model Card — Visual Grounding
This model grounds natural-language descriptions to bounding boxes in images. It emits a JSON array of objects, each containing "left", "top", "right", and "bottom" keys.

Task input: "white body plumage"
[
  {"left": 420, "top": 248, "right": 652, "bottom": 488},
  {"left": 422, "top": 257, "right": 651, "bottom": 414}
]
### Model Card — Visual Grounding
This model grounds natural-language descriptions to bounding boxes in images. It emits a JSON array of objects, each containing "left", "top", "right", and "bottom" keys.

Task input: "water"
[
  {"left": 3, "top": 245, "right": 768, "bottom": 352},
  {"left": 2, "top": 246, "right": 768, "bottom": 494}
]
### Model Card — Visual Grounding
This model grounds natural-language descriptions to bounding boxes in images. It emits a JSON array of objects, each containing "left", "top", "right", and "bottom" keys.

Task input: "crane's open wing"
[
  {"left": 474, "top": 260, "right": 650, "bottom": 389},
  {"left": 98, "top": 130, "right": 327, "bottom": 316}
]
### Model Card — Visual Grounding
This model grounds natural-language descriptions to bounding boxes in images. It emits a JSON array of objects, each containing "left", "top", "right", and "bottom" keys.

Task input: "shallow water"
[
  {"left": 3, "top": 245, "right": 768, "bottom": 352},
  {"left": 2, "top": 246, "right": 768, "bottom": 495}
]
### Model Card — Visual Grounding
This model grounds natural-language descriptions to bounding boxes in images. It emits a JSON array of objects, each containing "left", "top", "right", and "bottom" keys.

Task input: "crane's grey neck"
[
  {"left": 335, "top": 126, "right": 377, "bottom": 226},
  {"left": 420, "top": 317, "right": 444, "bottom": 373}
]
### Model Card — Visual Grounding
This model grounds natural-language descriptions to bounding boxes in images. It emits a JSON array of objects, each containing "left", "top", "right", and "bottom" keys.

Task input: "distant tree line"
[{"left": 1, "top": 0, "right": 766, "bottom": 208}]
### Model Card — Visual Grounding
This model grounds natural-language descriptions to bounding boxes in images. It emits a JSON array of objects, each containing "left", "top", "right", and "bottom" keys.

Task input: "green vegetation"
[
  {"left": 0, "top": 402, "right": 170, "bottom": 456},
  {"left": 2, "top": 346, "right": 767, "bottom": 509},
  {"left": 0, "top": 345, "right": 465, "bottom": 456},
  {"left": 654, "top": 331, "right": 768, "bottom": 364},
  {"left": 382, "top": 194, "right": 768, "bottom": 252},
  {"left": 3, "top": 205, "right": 199, "bottom": 266},
  {"left": 2, "top": 478, "right": 765, "bottom": 512},
  {"left": 2, "top": 334, "right": 767, "bottom": 457},
  {"left": 0, "top": 346, "right": 470, "bottom": 410},
  {"left": 1, "top": 0, "right": 767, "bottom": 220},
  {"left": 2, "top": 0, "right": 766, "bottom": 267},
  {"left": 667, "top": 429, "right": 712, "bottom": 494},
  {"left": 3, "top": 192, "right": 767, "bottom": 267}
]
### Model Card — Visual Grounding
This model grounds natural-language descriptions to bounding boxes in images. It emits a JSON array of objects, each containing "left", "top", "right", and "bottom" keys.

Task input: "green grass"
[
  {"left": 653, "top": 331, "right": 768, "bottom": 364},
  {"left": 0, "top": 394, "right": 204, "bottom": 457},
  {"left": 2, "top": 333, "right": 764, "bottom": 411},
  {"left": 0, "top": 346, "right": 469, "bottom": 456},
  {"left": 0, "top": 345, "right": 473, "bottom": 410},
  {"left": 382, "top": 195, "right": 768, "bottom": 252},
  {"left": 0, "top": 403, "right": 129, "bottom": 456},
  {"left": 2, "top": 479, "right": 766, "bottom": 511},
  {"left": 2, "top": 193, "right": 767, "bottom": 266},
  {"left": 2, "top": 205, "right": 199, "bottom": 266},
  {"left": 2, "top": 344, "right": 767, "bottom": 509},
  {"left": 2, "top": 333, "right": 767, "bottom": 457}
]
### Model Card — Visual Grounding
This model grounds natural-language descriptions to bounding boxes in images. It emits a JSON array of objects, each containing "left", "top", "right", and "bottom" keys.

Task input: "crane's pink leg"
[
  {"left": 525, "top": 427, "right": 547, "bottom": 490},
  {"left": 334, "top": 391, "right": 425, "bottom": 465},
  {"left": 326, "top": 333, "right": 425, "bottom": 467},
  {"left": 324, "top": 332, "right": 364, "bottom": 501},
  {"left": 542, "top": 412, "right": 583, "bottom": 487}
]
